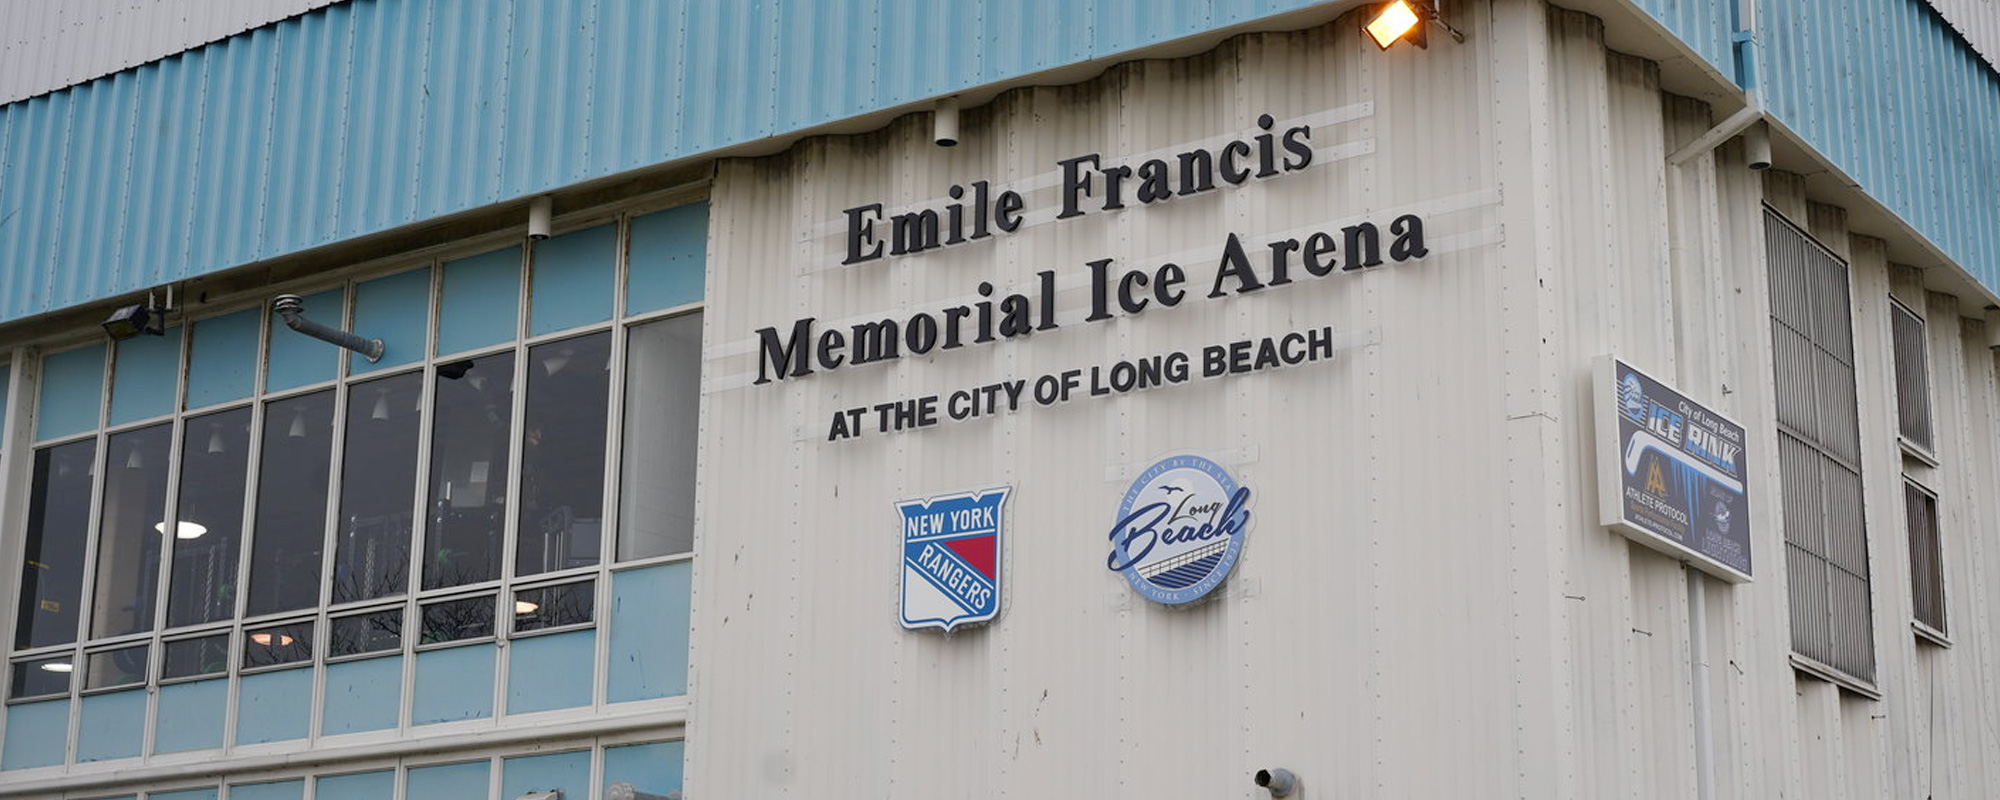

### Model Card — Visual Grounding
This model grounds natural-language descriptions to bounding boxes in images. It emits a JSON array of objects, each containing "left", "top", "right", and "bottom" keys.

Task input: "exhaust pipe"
[{"left": 272, "top": 294, "right": 384, "bottom": 362}]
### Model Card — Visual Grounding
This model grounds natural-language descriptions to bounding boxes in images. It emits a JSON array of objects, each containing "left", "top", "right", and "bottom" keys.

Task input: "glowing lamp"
[{"left": 1366, "top": 1, "right": 1425, "bottom": 50}]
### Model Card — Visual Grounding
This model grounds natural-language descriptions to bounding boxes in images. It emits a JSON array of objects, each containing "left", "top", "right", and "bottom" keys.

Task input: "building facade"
[{"left": 2, "top": 1, "right": 1999, "bottom": 799}]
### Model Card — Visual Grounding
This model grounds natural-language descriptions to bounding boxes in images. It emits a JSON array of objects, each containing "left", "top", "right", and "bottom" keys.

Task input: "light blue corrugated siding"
[
  {"left": 5, "top": 0, "right": 1996, "bottom": 320},
  {"left": 1625, "top": 0, "right": 1737, "bottom": 80},
  {"left": 0, "top": 0, "right": 1346, "bottom": 326},
  {"left": 1760, "top": 0, "right": 2000, "bottom": 288}
]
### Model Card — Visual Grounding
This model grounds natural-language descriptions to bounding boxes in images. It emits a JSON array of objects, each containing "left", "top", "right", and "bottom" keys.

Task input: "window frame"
[
  {"left": 1902, "top": 477, "right": 1949, "bottom": 646},
  {"left": 3, "top": 197, "right": 705, "bottom": 722},
  {"left": 1888, "top": 295, "right": 1939, "bottom": 464}
]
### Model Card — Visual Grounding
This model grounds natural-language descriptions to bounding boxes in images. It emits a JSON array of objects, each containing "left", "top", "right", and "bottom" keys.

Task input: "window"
[
  {"left": 1889, "top": 298, "right": 1935, "bottom": 455},
  {"left": 6, "top": 202, "right": 705, "bottom": 713},
  {"left": 1904, "top": 480, "right": 1946, "bottom": 640},
  {"left": 1765, "top": 208, "right": 1876, "bottom": 687}
]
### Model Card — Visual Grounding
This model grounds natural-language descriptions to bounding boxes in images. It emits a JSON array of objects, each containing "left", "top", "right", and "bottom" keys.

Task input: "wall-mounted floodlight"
[
  {"left": 273, "top": 294, "right": 385, "bottom": 362},
  {"left": 528, "top": 196, "right": 554, "bottom": 241},
  {"left": 1365, "top": 0, "right": 1464, "bottom": 50},
  {"left": 934, "top": 96, "right": 961, "bottom": 147},
  {"left": 103, "top": 289, "right": 171, "bottom": 340}
]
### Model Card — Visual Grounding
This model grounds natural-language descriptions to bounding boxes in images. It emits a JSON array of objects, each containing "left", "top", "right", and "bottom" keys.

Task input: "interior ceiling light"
[
  {"left": 155, "top": 520, "right": 209, "bottom": 540},
  {"left": 39, "top": 661, "right": 74, "bottom": 673},
  {"left": 515, "top": 599, "right": 541, "bottom": 615},
  {"left": 249, "top": 632, "right": 295, "bottom": 647}
]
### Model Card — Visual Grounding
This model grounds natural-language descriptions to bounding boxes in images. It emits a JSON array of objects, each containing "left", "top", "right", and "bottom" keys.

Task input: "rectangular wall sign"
[{"left": 1594, "top": 356, "right": 1752, "bottom": 582}]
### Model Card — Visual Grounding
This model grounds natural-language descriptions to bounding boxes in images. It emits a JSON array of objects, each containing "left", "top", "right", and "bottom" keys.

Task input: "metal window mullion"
[
  {"left": 493, "top": 335, "right": 530, "bottom": 719},
  {"left": 407, "top": 364, "right": 440, "bottom": 617},
  {"left": 233, "top": 392, "right": 269, "bottom": 630},
  {"left": 317, "top": 380, "right": 350, "bottom": 617},
  {"left": 0, "top": 349, "right": 40, "bottom": 667},
  {"left": 589, "top": 216, "right": 638, "bottom": 709}
]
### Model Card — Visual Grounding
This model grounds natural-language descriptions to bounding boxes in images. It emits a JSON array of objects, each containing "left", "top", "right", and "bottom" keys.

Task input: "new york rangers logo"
[
  {"left": 899, "top": 487, "right": 1009, "bottom": 632},
  {"left": 1108, "top": 455, "right": 1251, "bottom": 605}
]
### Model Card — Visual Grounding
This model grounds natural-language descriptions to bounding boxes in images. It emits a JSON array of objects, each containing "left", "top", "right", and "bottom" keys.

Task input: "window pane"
[
  {"left": 421, "top": 595, "right": 495, "bottom": 644},
  {"left": 513, "top": 580, "right": 593, "bottom": 633},
  {"left": 425, "top": 353, "right": 515, "bottom": 590},
  {"left": 162, "top": 633, "right": 229, "bottom": 679},
  {"left": 167, "top": 407, "right": 252, "bottom": 628},
  {"left": 334, "top": 372, "right": 423, "bottom": 604},
  {"left": 518, "top": 333, "right": 610, "bottom": 576},
  {"left": 85, "top": 643, "right": 148, "bottom": 689},
  {"left": 243, "top": 621, "right": 313, "bottom": 668},
  {"left": 330, "top": 608, "right": 404, "bottom": 657},
  {"left": 17, "top": 440, "right": 97, "bottom": 649},
  {"left": 91, "top": 424, "right": 171, "bottom": 638},
  {"left": 603, "top": 740, "right": 685, "bottom": 799},
  {"left": 10, "top": 655, "right": 75, "bottom": 698},
  {"left": 248, "top": 391, "right": 335, "bottom": 616},
  {"left": 619, "top": 314, "right": 700, "bottom": 560}
]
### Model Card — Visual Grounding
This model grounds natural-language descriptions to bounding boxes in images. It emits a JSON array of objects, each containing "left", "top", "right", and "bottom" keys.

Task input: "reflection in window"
[
  {"left": 16, "top": 440, "right": 97, "bottom": 649},
  {"left": 619, "top": 314, "right": 701, "bottom": 560},
  {"left": 248, "top": 391, "right": 335, "bottom": 616},
  {"left": 167, "top": 407, "right": 252, "bottom": 629},
  {"left": 335, "top": 372, "right": 422, "bottom": 604},
  {"left": 243, "top": 621, "right": 313, "bottom": 669},
  {"left": 425, "top": 353, "right": 515, "bottom": 590},
  {"left": 85, "top": 643, "right": 148, "bottom": 689},
  {"left": 162, "top": 633, "right": 229, "bottom": 680},
  {"left": 518, "top": 332, "right": 610, "bottom": 575},
  {"left": 329, "top": 608, "right": 403, "bottom": 658},
  {"left": 9, "top": 655, "right": 74, "bottom": 698},
  {"left": 91, "top": 425, "right": 172, "bottom": 639},
  {"left": 420, "top": 595, "right": 495, "bottom": 644},
  {"left": 513, "top": 580, "right": 594, "bottom": 633}
]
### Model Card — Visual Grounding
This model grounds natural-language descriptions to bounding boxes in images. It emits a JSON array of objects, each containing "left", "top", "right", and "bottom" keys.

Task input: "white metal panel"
[
  {"left": 694, "top": 10, "right": 1519, "bottom": 799},
  {"left": 0, "top": 0, "right": 342, "bottom": 104},
  {"left": 688, "top": 4, "right": 2000, "bottom": 800},
  {"left": 1925, "top": 0, "right": 2000, "bottom": 69}
]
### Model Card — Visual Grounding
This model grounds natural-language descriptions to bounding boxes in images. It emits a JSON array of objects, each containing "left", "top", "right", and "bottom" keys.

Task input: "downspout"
[{"left": 1662, "top": 5, "right": 1762, "bottom": 800}]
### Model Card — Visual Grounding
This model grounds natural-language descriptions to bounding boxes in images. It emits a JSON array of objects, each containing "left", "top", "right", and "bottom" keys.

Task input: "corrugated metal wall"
[
  {"left": 0, "top": 0, "right": 1345, "bottom": 328},
  {"left": 0, "top": 0, "right": 343, "bottom": 104},
  {"left": 689, "top": 3, "right": 2000, "bottom": 797},
  {"left": 1925, "top": 0, "right": 2000, "bottom": 68},
  {"left": 696, "top": 10, "right": 1518, "bottom": 798},
  {"left": 1620, "top": 0, "right": 2000, "bottom": 309}
]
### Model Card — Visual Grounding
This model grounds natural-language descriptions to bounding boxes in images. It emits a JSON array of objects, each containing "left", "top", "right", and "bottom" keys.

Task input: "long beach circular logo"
[{"left": 1106, "top": 454, "right": 1252, "bottom": 605}]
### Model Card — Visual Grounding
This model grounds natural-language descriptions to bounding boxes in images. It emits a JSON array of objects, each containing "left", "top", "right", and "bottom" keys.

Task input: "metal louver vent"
[{"left": 1764, "top": 208, "right": 1876, "bottom": 685}]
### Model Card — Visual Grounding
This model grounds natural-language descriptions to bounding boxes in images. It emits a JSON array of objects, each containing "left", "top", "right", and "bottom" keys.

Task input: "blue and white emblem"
[
  {"left": 1107, "top": 455, "right": 1252, "bottom": 605},
  {"left": 899, "top": 486, "right": 1009, "bottom": 632}
]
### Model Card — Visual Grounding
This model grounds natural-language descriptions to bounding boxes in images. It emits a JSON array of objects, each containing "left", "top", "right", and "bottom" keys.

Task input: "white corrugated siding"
[
  {"left": 1926, "top": 0, "right": 2000, "bottom": 69},
  {"left": 689, "top": 3, "right": 2000, "bottom": 798},
  {"left": 0, "top": 0, "right": 341, "bottom": 104}
]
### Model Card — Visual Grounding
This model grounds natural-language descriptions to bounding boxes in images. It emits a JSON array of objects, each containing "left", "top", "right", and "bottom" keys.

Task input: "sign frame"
[{"left": 1593, "top": 355, "right": 1753, "bottom": 583}]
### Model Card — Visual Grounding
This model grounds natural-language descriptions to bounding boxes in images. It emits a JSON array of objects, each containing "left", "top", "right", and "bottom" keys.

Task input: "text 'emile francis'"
[{"left": 753, "top": 113, "right": 1431, "bottom": 385}]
